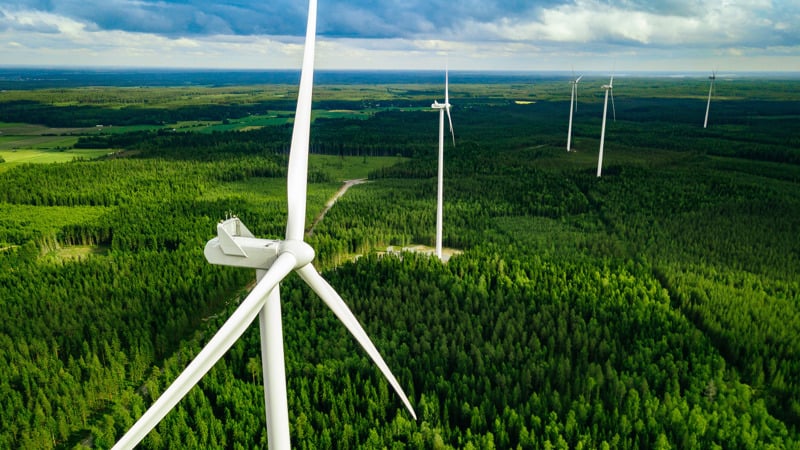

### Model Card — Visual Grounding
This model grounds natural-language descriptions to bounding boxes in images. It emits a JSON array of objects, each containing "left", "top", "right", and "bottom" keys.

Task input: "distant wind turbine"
[
  {"left": 111, "top": 1, "right": 416, "bottom": 448},
  {"left": 431, "top": 66, "right": 454, "bottom": 260},
  {"left": 703, "top": 70, "right": 716, "bottom": 128},
  {"left": 596, "top": 76, "right": 616, "bottom": 178},
  {"left": 567, "top": 73, "right": 583, "bottom": 152}
]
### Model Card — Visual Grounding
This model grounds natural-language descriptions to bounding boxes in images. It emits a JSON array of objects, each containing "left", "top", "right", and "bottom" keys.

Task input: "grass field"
[
  {"left": 0, "top": 148, "right": 112, "bottom": 171},
  {"left": 0, "top": 122, "right": 108, "bottom": 170},
  {"left": 310, "top": 154, "right": 408, "bottom": 180},
  {"left": 0, "top": 135, "right": 79, "bottom": 151},
  {"left": 0, "top": 122, "right": 95, "bottom": 136}
]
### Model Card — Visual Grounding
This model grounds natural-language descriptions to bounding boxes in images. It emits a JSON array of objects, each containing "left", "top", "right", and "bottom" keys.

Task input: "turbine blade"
[
  {"left": 296, "top": 264, "right": 418, "bottom": 420},
  {"left": 112, "top": 253, "right": 297, "bottom": 450},
  {"left": 444, "top": 65, "right": 449, "bottom": 106},
  {"left": 285, "top": 0, "right": 318, "bottom": 241},
  {"left": 446, "top": 106, "right": 455, "bottom": 147},
  {"left": 610, "top": 89, "right": 617, "bottom": 122}
]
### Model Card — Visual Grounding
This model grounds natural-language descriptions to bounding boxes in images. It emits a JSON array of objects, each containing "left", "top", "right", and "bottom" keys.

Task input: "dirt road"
[{"left": 306, "top": 178, "right": 367, "bottom": 236}]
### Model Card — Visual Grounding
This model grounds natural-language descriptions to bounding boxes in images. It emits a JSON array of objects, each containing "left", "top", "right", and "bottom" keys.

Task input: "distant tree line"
[{"left": 1, "top": 100, "right": 274, "bottom": 127}]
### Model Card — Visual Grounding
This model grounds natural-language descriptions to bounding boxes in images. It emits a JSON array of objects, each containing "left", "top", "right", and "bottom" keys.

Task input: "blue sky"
[{"left": 1, "top": 0, "right": 798, "bottom": 72}]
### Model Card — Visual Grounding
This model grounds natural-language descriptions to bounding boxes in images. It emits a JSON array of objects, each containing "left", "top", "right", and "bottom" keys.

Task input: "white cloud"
[
  {"left": 0, "top": 7, "right": 88, "bottom": 35},
  {"left": 437, "top": 0, "right": 798, "bottom": 53},
  {"left": 0, "top": 2, "right": 799, "bottom": 71},
  {"left": 0, "top": 13, "right": 302, "bottom": 68},
  {"left": 450, "top": 1, "right": 735, "bottom": 47}
]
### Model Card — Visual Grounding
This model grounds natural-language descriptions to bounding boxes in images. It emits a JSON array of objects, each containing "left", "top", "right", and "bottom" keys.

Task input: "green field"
[
  {"left": 0, "top": 122, "right": 113, "bottom": 170},
  {"left": 0, "top": 148, "right": 112, "bottom": 168}
]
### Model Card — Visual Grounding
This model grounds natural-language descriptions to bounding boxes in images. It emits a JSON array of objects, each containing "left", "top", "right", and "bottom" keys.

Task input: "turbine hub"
[{"left": 279, "top": 240, "right": 315, "bottom": 268}]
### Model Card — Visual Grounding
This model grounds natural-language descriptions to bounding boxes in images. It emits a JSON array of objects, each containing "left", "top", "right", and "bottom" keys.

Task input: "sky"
[{"left": 0, "top": 0, "right": 798, "bottom": 72}]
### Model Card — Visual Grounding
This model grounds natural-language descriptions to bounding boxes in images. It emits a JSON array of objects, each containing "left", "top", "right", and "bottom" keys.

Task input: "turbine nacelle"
[{"left": 204, "top": 217, "right": 314, "bottom": 270}]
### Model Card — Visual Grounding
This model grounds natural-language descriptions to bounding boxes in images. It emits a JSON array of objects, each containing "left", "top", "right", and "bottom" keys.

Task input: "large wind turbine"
[
  {"left": 111, "top": 1, "right": 416, "bottom": 448},
  {"left": 431, "top": 66, "right": 454, "bottom": 260},
  {"left": 596, "top": 76, "right": 616, "bottom": 177},
  {"left": 703, "top": 70, "right": 716, "bottom": 128},
  {"left": 567, "top": 73, "right": 582, "bottom": 152}
]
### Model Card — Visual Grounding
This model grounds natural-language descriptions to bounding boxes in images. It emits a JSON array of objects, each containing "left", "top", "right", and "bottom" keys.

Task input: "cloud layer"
[{"left": 1, "top": 0, "right": 798, "bottom": 70}]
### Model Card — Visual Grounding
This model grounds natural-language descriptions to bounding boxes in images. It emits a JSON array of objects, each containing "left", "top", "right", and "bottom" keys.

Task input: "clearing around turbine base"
[{"left": 384, "top": 244, "right": 463, "bottom": 263}]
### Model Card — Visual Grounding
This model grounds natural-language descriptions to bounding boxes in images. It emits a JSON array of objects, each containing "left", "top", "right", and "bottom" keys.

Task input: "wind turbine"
[
  {"left": 431, "top": 66, "right": 454, "bottom": 260},
  {"left": 703, "top": 70, "right": 716, "bottom": 128},
  {"left": 111, "top": 1, "right": 416, "bottom": 448},
  {"left": 567, "top": 73, "right": 582, "bottom": 152},
  {"left": 596, "top": 75, "right": 616, "bottom": 177}
]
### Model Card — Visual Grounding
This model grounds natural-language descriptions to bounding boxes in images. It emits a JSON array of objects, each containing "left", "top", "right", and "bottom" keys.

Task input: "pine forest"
[{"left": 0, "top": 72, "right": 798, "bottom": 449}]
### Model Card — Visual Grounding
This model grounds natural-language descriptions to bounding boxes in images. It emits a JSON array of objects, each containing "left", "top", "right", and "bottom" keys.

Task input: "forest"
[{"left": 0, "top": 72, "right": 798, "bottom": 449}]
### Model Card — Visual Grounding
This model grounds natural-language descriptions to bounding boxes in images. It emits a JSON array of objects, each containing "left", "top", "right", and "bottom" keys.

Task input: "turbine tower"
[
  {"left": 567, "top": 73, "right": 582, "bottom": 152},
  {"left": 596, "top": 76, "right": 615, "bottom": 177},
  {"left": 703, "top": 70, "right": 716, "bottom": 128},
  {"left": 431, "top": 66, "right": 454, "bottom": 260},
  {"left": 111, "top": 1, "right": 416, "bottom": 448}
]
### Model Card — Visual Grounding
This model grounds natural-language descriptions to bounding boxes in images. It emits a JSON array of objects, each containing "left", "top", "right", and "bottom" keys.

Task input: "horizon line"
[{"left": 2, "top": 65, "right": 800, "bottom": 75}]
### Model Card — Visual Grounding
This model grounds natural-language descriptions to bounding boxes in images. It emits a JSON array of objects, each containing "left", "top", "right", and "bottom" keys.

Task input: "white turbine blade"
[
  {"left": 445, "top": 67, "right": 454, "bottom": 146},
  {"left": 598, "top": 88, "right": 609, "bottom": 177},
  {"left": 112, "top": 253, "right": 297, "bottom": 450},
  {"left": 296, "top": 264, "right": 418, "bottom": 420},
  {"left": 610, "top": 89, "right": 617, "bottom": 122},
  {"left": 444, "top": 65, "right": 449, "bottom": 106},
  {"left": 285, "top": 0, "right": 318, "bottom": 241},
  {"left": 446, "top": 106, "right": 455, "bottom": 147}
]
